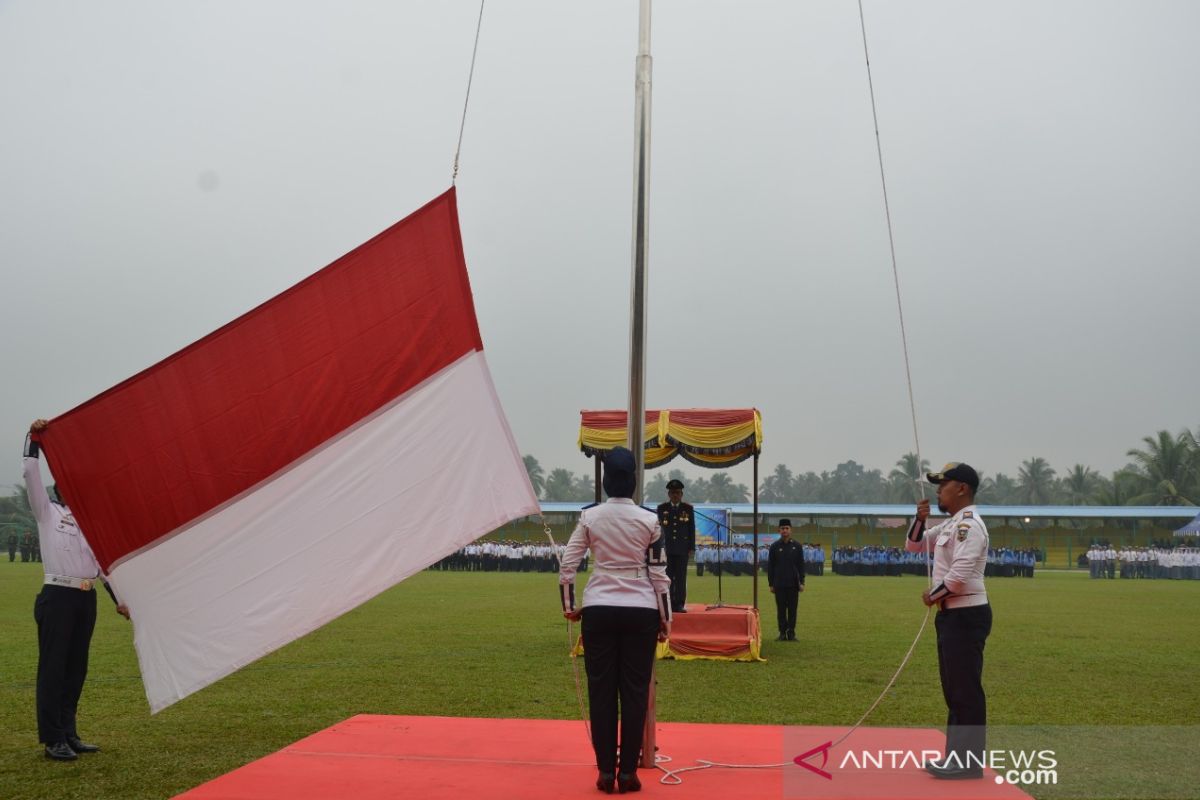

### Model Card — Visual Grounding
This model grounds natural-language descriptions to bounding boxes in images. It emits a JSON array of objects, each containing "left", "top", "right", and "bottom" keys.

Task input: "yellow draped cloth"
[{"left": 578, "top": 409, "right": 762, "bottom": 468}]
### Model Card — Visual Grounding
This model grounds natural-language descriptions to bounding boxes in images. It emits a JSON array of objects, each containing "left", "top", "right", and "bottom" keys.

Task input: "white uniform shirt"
[
  {"left": 559, "top": 498, "right": 671, "bottom": 621},
  {"left": 904, "top": 504, "right": 989, "bottom": 608},
  {"left": 23, "top": 456, "right": 102, "bottom": 581}
]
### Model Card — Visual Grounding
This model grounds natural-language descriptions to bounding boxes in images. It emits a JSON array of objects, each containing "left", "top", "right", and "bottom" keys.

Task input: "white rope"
[
  {"left": 451, "top": 0, "right": 486, "bottom": 184},
  {"left": 856, "top": 0, "right": 924, "bottom": 486}
]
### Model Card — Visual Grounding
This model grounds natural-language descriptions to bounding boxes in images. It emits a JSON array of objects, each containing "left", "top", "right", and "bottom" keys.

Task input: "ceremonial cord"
[
  {"left": 451, "top": 0, "right": 486, "bottom": 184},
  {"left": 856, "top": 0, "right": 924, "bottom": 487}
]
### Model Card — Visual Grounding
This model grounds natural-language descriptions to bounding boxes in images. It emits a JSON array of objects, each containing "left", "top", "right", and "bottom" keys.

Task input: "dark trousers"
[
  {"left": 581, "top": 606, "right": 659, "bottom": 775},
  {"left": 935, "top": 604, "right": 992, "bottom": 767},
  {"left": 774, "top": 586, "right": 799, "bottom": 636},
  {"left": 34, "top": 585, "right": 97, "bottom": 745},
  {"left": 666, "top": 554, "right": 689, "bottom": 611}
]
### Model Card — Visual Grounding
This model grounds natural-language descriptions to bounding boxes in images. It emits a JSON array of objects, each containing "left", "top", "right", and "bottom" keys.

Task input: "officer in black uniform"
[
  {"left": 656, "top": 479, "right": 695, "bottom": 613},
  {"left": 767, "top": 519, "right": 805, "bottom": 641},
  {"left": 7, "top": 531, "right": 16, "bottom": 562}
]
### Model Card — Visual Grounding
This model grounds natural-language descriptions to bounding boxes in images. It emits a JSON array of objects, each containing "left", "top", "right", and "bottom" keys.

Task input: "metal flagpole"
[
  {"left": 627, "top": 0, "right": 652, "bottom": 502},
  {"left": 626, "top": 0, "right": 656, "bottom": 771}
]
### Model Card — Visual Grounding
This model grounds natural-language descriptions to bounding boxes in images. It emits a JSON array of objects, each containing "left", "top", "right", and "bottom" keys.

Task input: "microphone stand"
[{"left": 695, "top": 509, "right": 735, "bottom": 609}]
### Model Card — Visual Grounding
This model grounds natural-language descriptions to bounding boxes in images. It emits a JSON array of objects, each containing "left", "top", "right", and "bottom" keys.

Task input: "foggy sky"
[{"left": 2, "top": 1, "right": 1197, "bottom": 493}]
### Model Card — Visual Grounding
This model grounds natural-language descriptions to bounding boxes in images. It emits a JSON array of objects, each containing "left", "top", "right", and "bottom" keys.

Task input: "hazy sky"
[{"left": 2, "top": 1, "right": 1197, "bottom": 493}]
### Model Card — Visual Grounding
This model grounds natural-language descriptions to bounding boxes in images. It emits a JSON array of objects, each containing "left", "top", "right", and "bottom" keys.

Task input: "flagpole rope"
[
  {"left": 451, "top": 0, "right": 486, "bottom": 184},
  {"left": 856, "top": 0, "right": 925, "bottom": 491}
]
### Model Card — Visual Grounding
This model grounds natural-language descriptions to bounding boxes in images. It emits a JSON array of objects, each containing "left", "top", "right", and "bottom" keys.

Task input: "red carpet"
[
  {"left": 660, "top": 603, "right": 763, "bottom": 661},
  {"left": 177, "top": 715, "right": 1034, "bottom": 799}
]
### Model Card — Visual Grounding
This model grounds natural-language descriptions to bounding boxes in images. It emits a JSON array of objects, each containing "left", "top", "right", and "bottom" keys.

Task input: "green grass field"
[{"left": 1, "top": 563, "right": 1196, "bottom": 799}]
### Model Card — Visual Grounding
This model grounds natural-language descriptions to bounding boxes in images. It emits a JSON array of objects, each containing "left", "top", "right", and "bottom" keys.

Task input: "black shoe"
[
  {"left": 675, "top": 608, "right": 687, "bottom": 614},
  {"left": 776, "top": 633, "right": 786, "bottom": 641},
  {"left": 66, "top": 737, "right": 100, "bottom": 754},
  {"left": 596, "top": 771, "right": 615, "bottom": 794},
  {"left": 617, "top": 772, "right": 641, "bottom": 793},
  {"left": 925, "top": 761, "right": 983, "bottom": 780},
  {"left": 787, "top": 631, "right": 796, "bottom": 641},
  {"left": 44, "top": 742, "right": 78, "bottom": 761}
]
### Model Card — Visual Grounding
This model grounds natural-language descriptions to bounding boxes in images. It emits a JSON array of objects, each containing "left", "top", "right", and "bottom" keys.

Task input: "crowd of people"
[
  {"left": 6, "top": 531, "right": 41, "bottom": 563},
  {"left": 695, "top": 543, "right": 824, "bottom": 576},
  {"left": 431, "top": 540, "right": 1050, "bottom": 578},
  {"left": 431, "top": 541, "right": 575, "bottom": 573},
  {"left": 831, "top": 545, "right": 1038, "bottom": 577},
  {"left": 1085, "top": 545, "right": 1200, "bottom": 579}
]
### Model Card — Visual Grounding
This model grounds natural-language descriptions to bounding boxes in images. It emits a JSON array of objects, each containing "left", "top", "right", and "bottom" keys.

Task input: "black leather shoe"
[
  {"left": 617, "top": 772, "right": 641, "bottom": 793},
  {"left": 44, "top": 742, "right": 78, "bottom": 761},
  {"left": 787, "top": 631, "right": 797, "bottom": 641},
  {"left": 776, "top": 633, "right": 787, "bottom": 641},
  {"left": 67, "top": 737, "right": 100, "bottom": 754},
  {"left": 925, "top": 761, "right": 983, "bottom": 780},
  {"left": 675, "top": 608, "right": 687, "bottom": 614},
  {"left": 596, "top": 771, "right": 615, "bottom": 794}
]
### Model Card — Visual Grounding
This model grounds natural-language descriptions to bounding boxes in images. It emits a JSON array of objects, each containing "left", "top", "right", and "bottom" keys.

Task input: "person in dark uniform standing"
[
  {"left": 656, "top": 479, "right": 695, "bottom": 614},
  {"left": 7, "top": 530, "right": 16, "bottom": 562},
  {"left": 559, "top": 447, "right": 671, "bottom": 794},
  {"left": 24, "top": 420, "right": 130, "bottom": 761},
  {"left": 905, "top": 462, "right": 991, "bottom": 780},
  {"left": 767, "top": 519, "right": 805, "bottom": 641}
]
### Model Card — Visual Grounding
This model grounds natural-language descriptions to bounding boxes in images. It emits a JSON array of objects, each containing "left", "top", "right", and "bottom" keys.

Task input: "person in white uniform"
[
  {"left": 905, "top": 462, "right": 991, "bottom": 780},
  {"left": 24, "top": 419, "right": 129, "bottom": 762},
  {"left": 559, "top": 447, "right": 671, "bottom": 794}
]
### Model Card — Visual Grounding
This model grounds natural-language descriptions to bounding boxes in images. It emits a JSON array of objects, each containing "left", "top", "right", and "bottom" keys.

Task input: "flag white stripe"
[{"left": 111, "top": 351, "right": 537, "bottom": 712}]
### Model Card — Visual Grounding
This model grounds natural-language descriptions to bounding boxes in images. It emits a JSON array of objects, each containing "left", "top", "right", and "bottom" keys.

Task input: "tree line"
[{"left": 524, "top": 426, "right": 1200, "bottom": 507}]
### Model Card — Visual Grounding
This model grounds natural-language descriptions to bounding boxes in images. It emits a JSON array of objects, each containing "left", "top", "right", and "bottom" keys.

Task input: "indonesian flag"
[{"left": 36, "top": 189, "right": 539, "bottom": 712}]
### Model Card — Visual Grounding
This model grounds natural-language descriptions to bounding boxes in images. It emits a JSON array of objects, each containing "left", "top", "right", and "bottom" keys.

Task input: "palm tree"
[
  {"left": 979, "top": 472, "right": 1018, "bottom": 504},
  {"left": 543, "top": 468, "right": 577, "bottom": 502},
  {"left": 573, "top": 473, "right": 596, "bottom": 502},
  {"left": 1061, "top": 464, "right": 1099, "bottom": 505},
  {"left": 707, "top": 473, "right": 749, "bottom": 503},
  {"left": 688, "top": 476, "right": 712, "bottom": 503},
  {"left": 1017, "top": 457, "right": 1057, "bottom": 505},
  {"left": 888, "top": 453, "right": 929, "bottom": 502},
  {"left": 1126, "top": 430, "right": 1197, "bottom": 506},
  {"left": 523, "top": 455, "right": 545, "bottom": 498},
  {"left": 760, "top": 464, "right": 794, "bottom": 503},
  {"left": 1092, "top": 468, "right": 1140, "bottom": 507}
]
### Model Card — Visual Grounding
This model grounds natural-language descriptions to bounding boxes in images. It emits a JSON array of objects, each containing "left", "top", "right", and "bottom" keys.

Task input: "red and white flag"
[{"left": 36, "top": 189, "right": 539, "bottom": 712}]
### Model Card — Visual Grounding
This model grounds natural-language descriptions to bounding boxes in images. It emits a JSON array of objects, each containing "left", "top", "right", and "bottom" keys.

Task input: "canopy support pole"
[{"left": 753, "top": 452, "right": 760, "bottom": 610}]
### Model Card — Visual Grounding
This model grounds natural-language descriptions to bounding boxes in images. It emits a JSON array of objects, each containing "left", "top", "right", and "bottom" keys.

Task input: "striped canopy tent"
[
  {"left": 578, "top": 408, "right": 762, "bottom": 469},
  {"left": 578, "top": 407, "right": 767, "bottom": 609}
]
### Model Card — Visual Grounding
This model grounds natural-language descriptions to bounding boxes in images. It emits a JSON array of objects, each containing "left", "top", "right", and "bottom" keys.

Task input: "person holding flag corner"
[{"left": 24, "top": 419, "right": 130, "bottom": 762}]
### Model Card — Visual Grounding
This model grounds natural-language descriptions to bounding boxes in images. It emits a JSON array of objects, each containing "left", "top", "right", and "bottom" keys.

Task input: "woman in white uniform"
[{"left": 559, "top": 447, "right": 672, "bottom": 794}]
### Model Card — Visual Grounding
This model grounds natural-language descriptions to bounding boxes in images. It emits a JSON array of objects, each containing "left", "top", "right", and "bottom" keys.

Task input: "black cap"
[
  {"left": 666, "top": 479, "right": 684, "bottom": 490},
  {"left": 926, "top": 462, "right": 979, "bottom": 492},
  {"left": 779, "top": 518, "right": 792, "bottom": 528},
  {"left": 602, "top": 447, "right": 637, "bottom": 499}
]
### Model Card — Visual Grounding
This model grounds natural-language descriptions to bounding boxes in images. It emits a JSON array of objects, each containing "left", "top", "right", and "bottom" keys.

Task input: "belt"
[
  {"left": 45, "top": 574, "right": 97, "bottom": 591},
  {"left": 593, "top": 564, "right": 649, "bottom": 579},
  {"left": 941, "top": 594, "right": 988, "bottom": 610}
]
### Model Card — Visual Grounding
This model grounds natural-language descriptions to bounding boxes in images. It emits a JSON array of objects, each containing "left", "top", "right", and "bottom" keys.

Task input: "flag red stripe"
[{"left": 40, "top": 188, "right": 480, "bottom": 571}]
